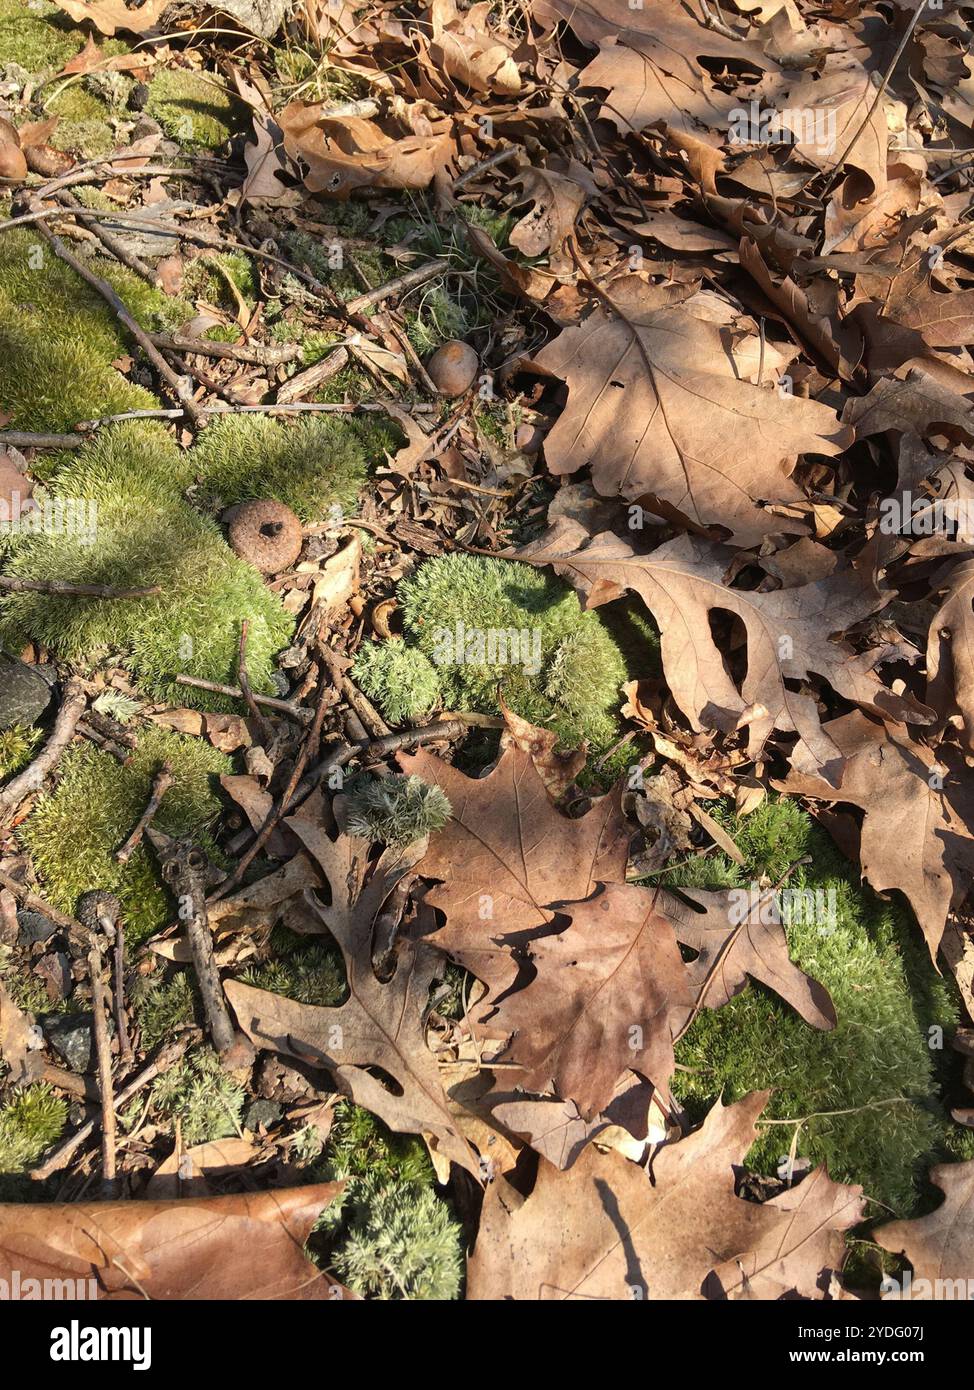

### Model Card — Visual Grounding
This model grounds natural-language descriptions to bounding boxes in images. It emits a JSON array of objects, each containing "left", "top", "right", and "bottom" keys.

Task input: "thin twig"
[
  {"left": 173, "top": 673, "right": 313, "bottom": 721},
  {"left": 0, "top": 430, "right": 87, "bottom": 450},
  {"left": 236, "top": 621, "right": 269, "bottom": 740},
  {"left": 55, "top": 188, "right": 155, "bottom": 283},
  {"left": 344, "top": 258, "right": 451, "bottom": 314},
  {"left": 115, "top": 761, "right": 173, "bottom": 864},
  {"left": 0, "top": 869, "right": 85, "bottom": 937},
  {"left": 87, "top": 934, "right": 118, "bottom": 1196},
  {"left": 0, "top": 576, "right": 161, "bottom": 598},
  {"left": 32, "top": 217, "right": 205, "bottom": 427},
  {"left": 148, "top": 332, "right": 303, "bottom": 366},
  {"left": 0, "top": 678, "right": 87, "bottom": 822}
]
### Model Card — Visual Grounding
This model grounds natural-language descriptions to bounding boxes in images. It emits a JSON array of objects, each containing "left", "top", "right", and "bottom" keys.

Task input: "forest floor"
[{"left": 0, "top": 0, "right": 973, "bottom": 1304}]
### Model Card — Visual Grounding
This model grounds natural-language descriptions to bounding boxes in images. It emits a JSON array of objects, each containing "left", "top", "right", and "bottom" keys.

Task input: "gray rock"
[
  {"left": 244, "top": 1098, "right": 283, "bottom": 1131},
  {"left": 197, "top": 0, "right": 293, "bottom": 38},
  {"left": 42, "top": 1013, "right": 93, "bottom": 1073},
  {"left": 0, "top": 654, "right": 52, "bottom": 730},
  {"left": 17, "top": 910, "right": 58, "bottom": 947}
]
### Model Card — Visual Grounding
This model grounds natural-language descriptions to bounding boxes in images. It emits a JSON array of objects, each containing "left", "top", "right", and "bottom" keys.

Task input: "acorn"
[
  {"left": 226, "top": 498, "right": 303, "bottom": 575},
  {"left": 0, "top": 137, "right": 27, "bottom": 182},
  {"left": 427, "top": 339, "right": 479, "bottom": 397}
]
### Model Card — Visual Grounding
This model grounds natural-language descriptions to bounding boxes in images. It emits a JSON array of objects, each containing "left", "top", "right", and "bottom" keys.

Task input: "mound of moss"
[
  {"left": 0, "top": 724, "right": 43, "bottom": 780},
  {"left": 145, "top": 68, "right": 240, "bottom": 150},
  {"left": 353, "top": 554, "right": 628, "bottom": 748},
  {"left": 312, "top": 1103, "right": 463, "bottom": 1301},
  {"left": 191, "top": 414, "right": 368, "bottom": 522},
  {"left": 0, "top": 1084, "right": 67, "bottom": 1177},
  {"left": 0, "top": 0, "right": 83, "bottom": 74},
  {"left": 19, "top": 725, "right": 231, "bottom": 942},
  {"left": 0, "top": 423, "right": 294, "bottom": 703},
  {"left": 665, "top": 798, "right": 974, "bottom": 1215},
  {"left": 47, "top": 83, "right": 113, "bottom": 158},
  {"left": 240, "top": 929, "right": 347, "bottom": 1008},
  {"left": 150, "top": 1048, "right": 245, "bottom": 1144},
  {"left": 0, "top": 231, "right": 190, "bottom": 436}
]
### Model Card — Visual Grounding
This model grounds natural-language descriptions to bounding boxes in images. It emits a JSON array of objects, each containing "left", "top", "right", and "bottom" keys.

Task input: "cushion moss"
[
  {"left": 0, "top": 423, "right": 294, "bottom": 704},
  {"left": 0, "top": 0, "right": 82, "bottom": 74},
  {"left": 0, "top": 1084, "right": 67, "bottom": 1175},
  {"left": 665, "top": 797, "right": 968, "bottom": 1215},
  {"left": 388, "top": 553, "right": 627, "bottom": 747},
  {"left": 191, "top": 414, "right": 368, "bottom": 522},
  {"left": 0, "top": 231, "right": 190, "bottom": 435},
  {"left": 19, "top": 726, "right": 231, "bottom": 943},
  {"left": 145, "top": 68, "right": 239, "bottom": 150}
]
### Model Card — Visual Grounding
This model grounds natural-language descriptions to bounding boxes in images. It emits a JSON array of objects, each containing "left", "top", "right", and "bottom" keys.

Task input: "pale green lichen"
[
  {"left": 47, "top": 83, "right": 114, "bottom": 158},
  {"left": 19, "top": 725, "right": 231, "bottom": 942}
]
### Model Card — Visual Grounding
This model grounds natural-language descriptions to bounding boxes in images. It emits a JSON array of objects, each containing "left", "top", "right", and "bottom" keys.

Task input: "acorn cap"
[
  {"left": 227, "top": 498, "right": 303, "bottom": 575},
  {"left": 427, "top": 339, "right": 479, "bottom": 397}
]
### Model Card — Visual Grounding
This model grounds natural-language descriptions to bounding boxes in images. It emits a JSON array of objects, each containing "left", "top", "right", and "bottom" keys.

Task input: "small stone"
[
  {"left": 0, "top": 654, "right": 53, "bottom": 730},
  {"left": 128, "top": 82, "right": 150, "bottom": 111},
  {"left": 17, "top": 910, "right": 58, "bottom": 947},
  {"left": 42, "top": 1013, "right": 94, "bottom": 1073},
  {"left": 427, "top": 339, "right": 479, "bottom": 398},
  {"left": 244, "top": 1099, "right": 283, "bottom": 1132}
]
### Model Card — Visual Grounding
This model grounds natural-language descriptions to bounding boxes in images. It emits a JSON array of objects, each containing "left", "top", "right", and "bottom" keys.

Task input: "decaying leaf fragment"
[{"left": 875, "top": 1160, "right": 974, "bottom": 1296}]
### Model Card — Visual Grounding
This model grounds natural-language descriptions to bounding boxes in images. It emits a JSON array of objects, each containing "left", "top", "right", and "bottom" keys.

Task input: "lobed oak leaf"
[
  {"left": 225, "top": 811, "right": 481, "bottom": 1178},
  {"left": 530, "top": 275, "right": 852, "bottom": 545},
  {"left": 467, "top": 1092, "right": 860, "bottom": 1300},
  {"left": 875, "top": 1160, "right": 974, "bottom": 1296},
  {"left": 53, "top": 0, "right": 170, "bottom": 36},
  {"left": 402, "top": 744, "right": 629, "bottom": 992},
  {"left": 516, "top": 519, "right": 932, "bottom": 775},
  {"left": 776, "top": 710, "right": 974, "bottom": 960}
]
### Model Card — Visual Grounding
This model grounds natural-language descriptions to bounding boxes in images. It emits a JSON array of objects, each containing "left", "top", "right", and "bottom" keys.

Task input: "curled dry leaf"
[
  {"left": 498, "top": 695, "right": 587, "bottom": 801},
  {"left": 0, "top": 1186, "right": 350, "bottom": 1299},
  {"left": 279, "top": 103, "right": 454, "bottom": 197},
  {"left": 427, "top": 0, "right": 521, "bottom": 95},
  {"left": 53, "top": 0, "right": 171, "bottom": 36}
]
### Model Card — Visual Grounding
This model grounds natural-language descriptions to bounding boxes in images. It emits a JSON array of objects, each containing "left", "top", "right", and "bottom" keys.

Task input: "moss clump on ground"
[
  {"left": 352, "top": 642, "right": 441, "bottom": 724},
  {"left": 312, "top": 1103, "right": 463, "bottom": 1300},
  {"left": 131, "top": 971, "right": 197, "bottom": 1050},
  {"left": 0, "top": 724, "right": 43, "bottom": 780},
  {"left": 0, "top": 0, "right": 82, "bottom": 74},
  {"left": 0, "top": 423, "right": 294, "bottom": 703},
  {"left": 191, "top": 414, "right": 368, "bottom": 522},
  {"left": 667, "top": 797, "right": 968, "bottom": 1215},
  {"left": 145, "top": 68, "right": 239, "bottom": 149},
  {"left": 359, "top": 554, "right": 627, "bottom": 747},
  {"left": 0, "top": 231, "right": 189, "bottom": 435},
  {"left": 47, "top": 83, "right": 114, "bottom": 157},
  {"left": 151, "top": 1048, "right": 245, "bottom": 1144},
  {"left": 0, "top": 1084, "right": 67, "bottom": 1174},
  {"left": 344, "top": 773, "right": 451, "bottom": 845},
  {"left": 240, "top": 930, "right": 346, "bottom": 1007},
  {"left": 19, "top": 725, "right": 230, "bottom": 942}
]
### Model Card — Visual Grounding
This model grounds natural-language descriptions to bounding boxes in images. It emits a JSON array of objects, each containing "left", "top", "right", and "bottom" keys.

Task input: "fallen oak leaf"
[
  {"left": 467, "top": 1091, "right": 860, "bottom": 1299},
  {"left": 426, "top": 0, "right": 521, "bottom": 95},
  {"left": 926, "top": 557, "right": 974, "bottom": 755},
  {"left": 497, "top": 695, "right": 587, "bottom": 802},
  {"left": 875, "top": 1159, "right": 974, "bottom": 1296},
  {"left": 776, "top": 709, "right": 974, "bottom": 961},
  {"left": 515, "top": 518, "right": 933, "bottom": 776},
  {"left": 531, "top": 274, "right": 852, "bottom": 545},
  {"left": 278, "top": 103, "right": 454, "bottom": 197},
  {"left": 0, "top": 1185, "right": 350, "bottom": 1299},
  {"left": 225, "top": 808, "right": 481, "bottom": 1178},
  {"left": 484, "top": 882, "right": 694, "bottom": 1119},
  {"left": 402, "top": 744, "right": 629, "bottom": 992}
]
